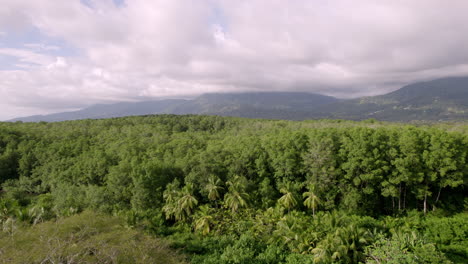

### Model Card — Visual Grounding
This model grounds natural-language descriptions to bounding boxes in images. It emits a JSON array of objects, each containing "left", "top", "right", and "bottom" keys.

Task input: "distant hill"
[
  {"left": 9, "top": 77, "right": 468, "bottom": 122},
  {"left": 172, "top": 92, "right": 339, "bottom": 120},
  {"left": 10, "top": 92, "right": 338, "bottom": 122},
  {"left": 314, "top": 76, "right": 468, "bottom": 121},
  {"left": 11, "top": 99, "right": 189, "bottom": 122}
]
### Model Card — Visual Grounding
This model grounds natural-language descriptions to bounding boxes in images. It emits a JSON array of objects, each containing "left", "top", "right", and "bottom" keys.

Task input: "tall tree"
[
  {"left": 204, "top": 175, "right": 223, "bottom": 204},
  {"left": 193, "top": 205, "right": 213, "bottom": 235},
  {"left": 303, "top": 184, "right": 320, "bottom": 216},
  {"left": 424, "top": 130, "right": 466, "bottom": 211},
  {"left": 175, "top": 184, "right": 198, "bottom": 221},
  {"left": 162, "top": 179, "right": 181, "bottom": 220},
  {"left": 223, "top": 175, "right": 249, "bottom": 212},
  {"left": 278, "top": 181, "right": 299, "bottom": 213}
]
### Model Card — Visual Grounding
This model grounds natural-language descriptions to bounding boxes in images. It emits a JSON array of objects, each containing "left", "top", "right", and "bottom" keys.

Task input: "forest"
[{"left": 0, "top": 115, "right": 467, "bottom": 263}]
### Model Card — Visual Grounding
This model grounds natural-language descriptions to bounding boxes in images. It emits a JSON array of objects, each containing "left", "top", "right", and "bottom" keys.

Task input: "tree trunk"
[
  {"left": 403, "top": 185, "right": 406, "bottom": 210},
  {"left": 423, "top": 192, "right": 427, "bottom": 215},
  {"left": 398, "top": 183, "right": 402, "bottom": 211},
  {"left": 433, "top": 185, "right": 442, "bottom": 211}
]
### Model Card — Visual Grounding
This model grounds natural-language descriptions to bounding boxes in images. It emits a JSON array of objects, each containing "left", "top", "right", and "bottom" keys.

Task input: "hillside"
[
  {"left": 9, "top": 76, "right": 468, "bottom": 122},
  {"left": 10, "top": 92, "right": 338, "bottom": 122},
  {"left": 11, "top": 99, "right": 189, "bottom": 122},
  {"left": 315, "top": 76, "right": 468, "bottom": 121},
  {"left": 172, "top": 92, "right": 339, "bottom": 119}
]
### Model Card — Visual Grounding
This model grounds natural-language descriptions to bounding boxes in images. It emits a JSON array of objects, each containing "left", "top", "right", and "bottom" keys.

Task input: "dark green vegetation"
[
  {"left": 10, "top": 76, "right": 468, "bottom": 122},
  {"left": 1, "top": 115, "right": 467, "bottom": 263}
]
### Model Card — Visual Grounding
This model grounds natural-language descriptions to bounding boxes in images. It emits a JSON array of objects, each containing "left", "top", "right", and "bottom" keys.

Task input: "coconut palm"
[
  {"left": 175, "top": 184, "right": 198, "bottom": 221},
  {"left": 312, "top": 224, "right": 371, "bottom": 264},
  {"left": 224, "top": 175, "right": 249, "bottom": 212},
  {"left": 303, "top": 184, "right": 320, "bottom": 216},
  {"left": 162, "top": 202, "right": 176, "bottom": 220},
  {"left": 271, "top": 215, "right": 304, "bottom": 252},
  {"left": 205, "top": 175, "right": 223, "bottom": 203},
  {"left": 311, "top": 236, "right": 337, "bottom": 264},
  {"left": 335, "top": 224, "right": 371, "bottom": 263},
  {"left": 194, "top": 205, "right": 213, "bottom": 235},
  {"left": 278, "top": 182, "right": 298, "bottom": 212},
  {"left": 162, "top": 180, "right": 181, "bottom": 220}
]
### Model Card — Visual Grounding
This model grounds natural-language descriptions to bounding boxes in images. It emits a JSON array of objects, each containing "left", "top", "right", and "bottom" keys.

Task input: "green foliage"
[
  {"left": 365, "top": 233, "right": 452, "bottom": 264},
  {"left": 204, "top": 175, "right": 223, "bottom": 202},
  {"left": 277, "top": 181, "right": 300, "bottom": 212},
  {"left": 224, "top": 175, "right": 249, "bottom": 213},
  {"left": 422, "top": 214, "right": 468, "bottom": 263},
  {"left": 303, "top": 184, "right": 320, "bottom": 216},
  {"left": 51, "top": 183, "right": 86, "bottom": 215},
  {"left": 0, "top": 115, "right": 467, "bottom": 263}
]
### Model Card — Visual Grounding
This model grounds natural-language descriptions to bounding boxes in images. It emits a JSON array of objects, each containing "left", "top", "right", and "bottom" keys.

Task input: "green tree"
[
  {"left": 162, "top": 179, "right": 181, "bottom": 220},
  {"left": 194, "top": 205, "right": 214, "bottom": 235},
  {"left": 303, "top": 184, "right": 320, "bottom": 216},
  {"left": 365, "top": 233, "right": 452, "bottom": 264},
  {"left": 302, "top": 133, "right": 339, "bottom": 211},
  {"left": 205, "top": 175, "right": 223, "bottom": 204},
  {"left": 424, "top": 130, "right": 465, "bottom": 212},
  {"left": 224, "top": 175, "right": 249, "bottom": 213},
  {"left": 175, "top": 184, "right": 198, "bottom": 222},
  {"left": 278, "top": 182, "right": 299, "bottom": 212}
]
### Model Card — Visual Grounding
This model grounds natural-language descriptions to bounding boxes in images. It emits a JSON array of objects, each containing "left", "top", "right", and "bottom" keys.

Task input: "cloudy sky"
[{"left": 1, "top": 0, "right": 468, "bottom": 120}]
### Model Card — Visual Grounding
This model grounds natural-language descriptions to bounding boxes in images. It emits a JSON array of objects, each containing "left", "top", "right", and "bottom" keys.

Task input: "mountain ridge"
[
  {"left": 8, "top": 77, "right": 468, "bottom": 122},
  {"left": 311, "top": 76, "right": 468, "bottom": 121}
]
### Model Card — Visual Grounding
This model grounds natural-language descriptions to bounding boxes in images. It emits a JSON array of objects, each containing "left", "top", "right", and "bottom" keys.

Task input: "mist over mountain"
[
  {"left": 313, "top": 76, "right": 468, "bottom": 121},
  {"left": 9, "top": 77, "right": 468, "bottom": 122}
]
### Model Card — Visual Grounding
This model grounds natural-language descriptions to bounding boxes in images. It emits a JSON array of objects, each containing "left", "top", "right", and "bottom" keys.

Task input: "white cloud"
[
  {"left": 0, "top": 48, "right": 55, "bottom": 66},
  {"left": 23, "top": 43, "right": 60, "bottom": 51},
  {"left": 47, "top": 57, "right": 68, "bottom": 69},
  {"left": 1, "top": 0, "right": 468, "bottom": 120}
]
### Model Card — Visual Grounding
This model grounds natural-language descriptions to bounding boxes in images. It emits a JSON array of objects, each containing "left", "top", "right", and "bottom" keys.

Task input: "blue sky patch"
[{"left": 0, "top": 26, "right": 78, "bottom": 70}]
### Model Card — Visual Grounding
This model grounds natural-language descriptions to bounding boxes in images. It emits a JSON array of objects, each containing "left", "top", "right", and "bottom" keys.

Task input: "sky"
[{"left": 1, "top": 0, "right": 468, "bottom": 120}]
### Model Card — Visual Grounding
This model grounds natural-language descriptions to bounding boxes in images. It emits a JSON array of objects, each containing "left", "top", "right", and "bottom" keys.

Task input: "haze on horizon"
[{"left": 1, "top": 0, "right": 468, "bottom": 120}]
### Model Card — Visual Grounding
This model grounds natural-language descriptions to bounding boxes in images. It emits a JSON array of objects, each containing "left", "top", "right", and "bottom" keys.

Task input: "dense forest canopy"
[{"left": 0, "top": 115, "right": 467, "bottom": 263}]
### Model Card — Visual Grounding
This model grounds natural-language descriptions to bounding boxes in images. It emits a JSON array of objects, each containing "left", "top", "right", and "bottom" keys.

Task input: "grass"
[{"left": 0, "top": 211, "right": 188, "bottom": 264}]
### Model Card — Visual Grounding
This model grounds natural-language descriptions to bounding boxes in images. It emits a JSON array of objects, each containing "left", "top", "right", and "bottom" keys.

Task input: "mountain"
[
  {"left": 314, "top": 76, "right": 468, "bottom": 121},
  {"left": 8, "top": 76, "right": 468, "bottom": 122},
  {"left": 11, "top": 99, "right": 189, "bottom": 122},
  {"left": 9, "top": 92, "right": 338, "bottom": 122},
  {"left": 172, "top": 92, "right": 339, "bottom": 119}
]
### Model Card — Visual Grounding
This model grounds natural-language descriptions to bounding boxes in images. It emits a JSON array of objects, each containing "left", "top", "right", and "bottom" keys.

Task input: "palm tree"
[
  {"left": 312, "top": 233, "right": 350, "bottom": 264},
  {"left": 312, "top": 224, "right": 370, "bottom": 264},
  {"left": 278, "top": 182, "right": 298, "bottom": 212},
  {"left": 175, "top": 184, "right": 198, "bottom": 221},
  {"left": 194, "top": 205, "right": 213, "bottom": 235},
  {"left": 162, "top": 202, "right": 176, "bottom": 220},
  {"left": 271, "top": 215, "right": 308, "bottom": 253},
  {"left": 335, "top": 224, "right": 371, "bottom": 263},
  {"left": 162, "top": 180, "right": 181, "bottom": 220},
  {"left": 303, "top": 184, "right": 320, "bottom": 216},
  {"left": 224, "top": 175, "right": 249, "bottom": 212},
  {"left": 205, "top": 175, "right": 223, "bottom": 204}
]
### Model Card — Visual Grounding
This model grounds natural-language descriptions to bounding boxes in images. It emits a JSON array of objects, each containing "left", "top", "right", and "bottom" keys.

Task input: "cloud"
[
  {"left": 1, "top": 0, "right": 468, "bottom": 119},
  {"left": 23, "top": 43, "right": 60, "bottom": 51}
]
